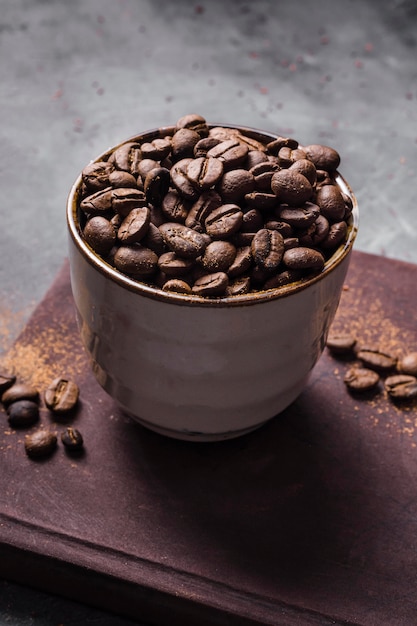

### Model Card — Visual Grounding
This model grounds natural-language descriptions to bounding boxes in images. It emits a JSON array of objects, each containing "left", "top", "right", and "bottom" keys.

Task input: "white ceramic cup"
[{"left": 67, "top": 125, "right": 358, "bottom": 441}]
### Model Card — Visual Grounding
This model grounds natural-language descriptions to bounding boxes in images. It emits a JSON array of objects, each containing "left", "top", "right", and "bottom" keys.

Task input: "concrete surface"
[{"left": 0, "top": 0, "right": 416, "bottom": 623}]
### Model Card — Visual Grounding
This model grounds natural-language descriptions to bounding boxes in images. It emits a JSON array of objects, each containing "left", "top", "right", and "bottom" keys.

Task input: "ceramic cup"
[{"left": 67, "top": 125, "right": 358, "bottom": 441}]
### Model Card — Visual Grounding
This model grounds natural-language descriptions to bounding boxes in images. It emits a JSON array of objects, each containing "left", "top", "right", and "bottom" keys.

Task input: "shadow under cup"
[{"left": 67, "top": 125, "right": 359, "bottom": 442}]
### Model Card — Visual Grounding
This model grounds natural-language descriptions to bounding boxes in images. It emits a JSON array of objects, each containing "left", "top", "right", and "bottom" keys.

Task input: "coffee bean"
[
  {"left": 356, "top": 348, "right": 397, "bottom": 372},
  {"left": 170, "top": 158, "right": 200, "bottom": 201},
  {"left": 113, "top": 245, "right": 159, "bottom": 277},
  {"left": 159, "top": 223, "right": 207, "bottom": 259},
  {"left": 84, "top": 216, "right": 117, "bottom": 255},
  {"left": 2, "top": 383, "right": 39, "bottom": 407},
  {"left": 143, "top": 167, "right": 171, "bottom": 206},
  {"left": 277, "top": 202, "right": 320, "bottom": 228},
  {"left": 266, "top": 137, "right": 299, "bottom": 155},
  {"left": 322, "top": 221, "right": 348, "bottom": 249},
  {"left": 201, "top": 241, "right": 237, "bottom": 272},
  {"left": 171, "top": 128, "right": 201, "bottom": 160},
  {"left": 192, "top": 272, "right": 229, "bottom": 297},
  {"left": 263, "top": 269, "right": 303, "bottom": 290},
  {"left": 227, "top": 246, "right": 252, "bottom": 278},
  {"left": 289, "top": 159, "right": 317, "bottom": 185},
  {"left": 225, "top": 276, "right": 251, "bottom": 296},
  {"left": 61, "top": 427, "right": 84, "bottom": 451},
  {"left": 117, "top": 207, "right": 151, "bottom": 244},
  {"left": 44, "top": 378, "right": 80, "bottom": 413},
  {"left": 140, "top": 138, "right": 171, "bottom": 161},
  {"left": 283, "top": 247, "right": 325, "bottom": 271},
  {"left": 244, "top": 192, "right": 277, "bottom": 211},
  {"left": 82, "top": 161, "right": 114, "bottom": 192},
  {"left": 25, "top": 429, "right": 57, "bottom": 459},
  {"left": 142, "top": 222, "right": 166, "bottom": 255},
  {"left": 326, "top": 334, "right": 357, "bottom": 355},
  {"left": 207, "top": 139, "right": 249, "bottom": 170},
  {"left": 193, "top": 136, "right": 221, "bottom": 158},
  {"left": 111, "top": 188, "right": 147, "bottom": 217},
  {"left": 108, "top": 170, "right": 138, "bottom": 189},
  {"left": 344, "top": 367, "right": 380, "bottom": 392},
  {"left": 109, "top": 142, "right": 142, "bottom": 175},
  {"left": 80, "top": 187, "right": 113, "bottom": 216},
  {"left": 7, "top": 400, "right": 39, "bottom": 428},
  {"left": 271, "top": 170, "right": 313, "bottom": 205},
  {"left": 0, "top": 373, "right": 16, "bottom": 395},
  {"left": 158, "top": 251, "right": 195, "bottom": 276},
  {"left": 303, "top": 144, "right": 341, "bottom": 171},
  {"left": 397, "top": 352, "right": 417, "bottom": 376},
  {"left": 203, "top": 202, "right": 243, "bottom": 239},
  {"left": 315, "top": 185, "right": 346, "bottom": 222},
  {"left": 161, "top": 278, "right": 191, "bottom": 294},
  {"left": 186, "top": 156, "right": 224, "bottom": 190},
  {"left": 251, "top": 229, "right": 284, "bottom": 271},
  {"left": 176, "top": 113, "right": 209, "bottom": 137},
  {"left": 185, "top": 190, "right": 222, "bottom": 232},
  {"left": 217, "top": 169, "right": 255, "bottom": 203},
  {"left": 162, "top": 190, "right": 189, "bottom": 223},
  {"left": 384, "top": 375, "right": 417, "bottom": 401}
]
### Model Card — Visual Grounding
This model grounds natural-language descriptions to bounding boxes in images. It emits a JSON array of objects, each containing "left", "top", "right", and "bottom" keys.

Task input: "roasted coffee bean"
[
  {"left": 244, "top": 192, "right": 277, "bottom": 211},
  {"left": 217, "top": 169, "right": 255, "bottom": 203},
  {"left": 271, "top": 170, "right": 313, "bottom": 206},
  {"left": 7, "top": 400, "right": 39, "bottom": 428},
  {"left": 397, "top": 352, "right": 417, "bottom": 376},
  {"left": 246, "top": 150, "right": 269, "bottom": 169},
  {"left": 0, "top": 373, "right": 16, "bottom": 395},
  {"left": 44, "top": 378, "right": 80, "bottom": 413},
  {"left": 186, "top": 156, "right": 224, "bottom": 190},
  {"left": 140, "top": 138, "right": 171, "bottom": 161},
  {"left": 109, "top": 142, "right": 142, "bottom": 175},
  {"left": 356, "top": 348, "right": 397, "bottom": 372},
  {"left": 241, "top": 209, "right": 264, "bottom": 232},
  {"left": 225, "top": 276, "right": 251, "bottom": 296},
  {"left": 283, "top": 237, "right": 299, "bottom": 250},
  {"left": 283, "top": 247, "right": 325, "bottom": 271},
  {"left": 84, "top": 217, "right": 117, "bottom": 255},
  {"left": 2, "top": 383, "right": 39, "bottom": 407},
  {"left": 321, "top": 221, "right": 348, "bottom": 249},
  {"left": 289, "top": 159, "right": 317, "bottom": 185},
  {"left": 170, "top": 158, "right": 199, "bottom": 201},
  {"left": 344, "top": 367, "right": 380, "bottom": 392},
  {"left": 117, "top": 207, "right": 151, "bottom": 244},
  {"left": 263, "top": 269, "right": 303, "bottom": 290},
  {"left": 227, "top": 246, "right": 252, "bottom": 278},
  {"left": 176, "top": 113, "right": 209, "bottom": 137},
  {"left": 251, "top": 229, "right": 284, "bottom": 271},
  {"left": 111, "top": 188, "right": 147, "bottom": 217},
  {"left": 158, "top": 251, "right": 195, "bottom": 276},
  {"left": 108, "top": 170, "right": 138, "bottom": 189},
  {"left": 266, "top": 136, "right": 299, "bottom": 155},
  {"left": 25, "top": 429, "right": 57, "bottom": 459},
  {"left": 143, "top": 167, "right": 171, "bottom": 206},
  {"left": 205, "top": 204, "right": 243, "bottom": 239},
  {"left": 161, "top": 190, "right": 189, "bottom": 223},
  {"left": 265, "top": 220, "right": 293, "bottom": 237},
  {"left": 114, "top": 245, "right": 159, "bottom": 277},
  {"left": 326, "top": 333, "right": 357, "bottom": 355},
  {"left": 141, "top": 222, "right": 166, "bottom": 255},
  {"left": 193, "top": 136, "right": 221, "bottom": 157},
  {"left": 384, "top": 375, "right": 417, "bottom": 401},
  {"left": 278, "top": 202, "right": 320, "bottom": 228},
  {"left": 136, "top": 158, "right": 159, "bottom": 181},
  {"left": 82, "top": 161, "right": 114, "bottom": 192},
  {"left": 185, "top": 190, "right": 222, "bottom": 232},
  {"left": 61, "top": 427, "right": 84, "bottom": 451},
  {"left": 80, "top": 187, "right": 113, "bottom": 215},
  {"left": 315, "top": 185, "right": 346, "bottom": 222},
  {"left": 159, "top": 223, "right": 207, "bottom": 259},
  {"left": 201, "top": 241, "right": 237, "bottom": 272},
  {"left": 303, "top": 144, "right": 341, "bottom": 171},
  {"left": 171, "top": 128, "right": 201, "bottom": 160},
  {"left": 207, "top": 139, "right": 248, "bottom": 170},
  {"left": 162, "top": 279, "right": 192, "bottom": 294},
  {"left": 298, "top": 215, "right": 330, "bottom": 246},
  {"left": 192, "top": 272, "right": 229, "bottom": 297},
  {"left": 277, "top": 146, "right": 307, "bottom": 167}
]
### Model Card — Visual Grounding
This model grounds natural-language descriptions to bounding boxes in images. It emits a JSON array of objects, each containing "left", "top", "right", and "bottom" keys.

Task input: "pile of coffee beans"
[
  {"left": 326, "top": 335, "right": 417, "bottom": 401},
  {"left": 0, "top": 372, "right": 83, "bottom": 459},
  {"left": 78, "top": 113, "right": 353, "bottom": 297}
]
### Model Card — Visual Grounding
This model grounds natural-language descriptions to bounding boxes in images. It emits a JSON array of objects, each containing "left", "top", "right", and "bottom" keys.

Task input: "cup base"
[{"left": 123, "top": 411, "right": 271, "bottom": 442}]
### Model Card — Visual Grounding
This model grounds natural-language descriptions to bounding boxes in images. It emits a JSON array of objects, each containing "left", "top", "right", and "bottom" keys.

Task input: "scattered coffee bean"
[
  {"left": 44, "top": 378, "right": 79, "bottom": 413},
  {"left": 7, "top": 400, "right": 39, "bottom": 428},
  {"left": 384, "top": 375, "right": 417, "bottom": 401},
  {"left": 326, "top": 334, "right": 357, "bottom": 355},
  {"left": 25, "top": 429, "right": 57, "bottom": 459},
  {"left": 78, "top": 114, "right": 354, "bottom": 297},
  {"left": 61, "top": 427, "right": 84, "bottom": 451},
  {"left": 356, "top": 348, "right": 397, "bottom": 373},
  {"left": 344, "top": 367, "right": 380, "bottom": 392},
  {"left": 2, "top": 383, "right": 39, "bottom": 408},
  {"left": 397, "top": 352, "right": 417, "bottom": 377}
]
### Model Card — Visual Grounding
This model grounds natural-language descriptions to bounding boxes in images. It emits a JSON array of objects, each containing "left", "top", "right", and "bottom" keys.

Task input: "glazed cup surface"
[{"left": 67, "top": 125, "right": 359, "bottom": 441}]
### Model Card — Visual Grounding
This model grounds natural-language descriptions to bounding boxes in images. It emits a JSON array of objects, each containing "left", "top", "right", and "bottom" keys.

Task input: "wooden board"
[{"left": 1, "top": 251, "right": 417, "bottom": 626}]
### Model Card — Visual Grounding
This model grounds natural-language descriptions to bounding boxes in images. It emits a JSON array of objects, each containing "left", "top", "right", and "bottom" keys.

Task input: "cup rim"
[{"left": 67, "top": 124, "right": 359, "bottom": 308}]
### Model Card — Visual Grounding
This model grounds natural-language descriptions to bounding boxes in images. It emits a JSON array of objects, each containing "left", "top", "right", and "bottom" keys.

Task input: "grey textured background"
[{"left": 0, "top": 0, "right": 416, "bottom": 623}]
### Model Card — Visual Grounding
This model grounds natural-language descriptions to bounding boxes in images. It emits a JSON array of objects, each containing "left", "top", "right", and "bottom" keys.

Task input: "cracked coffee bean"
[
  {"left": 384, "top": 375, "right": 417, "bottom": 401},
  {"left": 44, "top": 378, "right": 79, "bottom": 413},
  {"left": 61, "top": 427, "right": 84, "bottom": 452},
  {"left": 25, "top": 429, "right": 58, "bottom": 459}
]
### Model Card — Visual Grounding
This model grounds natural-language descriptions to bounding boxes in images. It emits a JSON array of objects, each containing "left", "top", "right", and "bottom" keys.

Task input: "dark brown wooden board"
[{"left": 1, "top": 251, "right": 417, "bottom": 626}]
